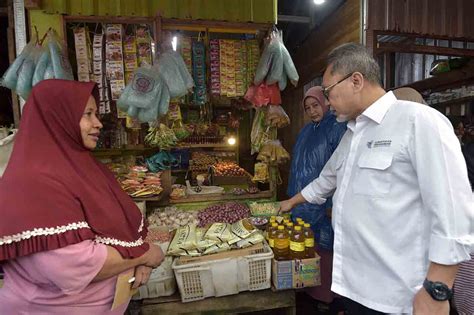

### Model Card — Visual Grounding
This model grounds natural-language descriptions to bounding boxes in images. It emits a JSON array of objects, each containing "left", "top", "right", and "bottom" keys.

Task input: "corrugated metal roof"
[{"left": 39, "top": 0, "right": 277, "bottom": 24}]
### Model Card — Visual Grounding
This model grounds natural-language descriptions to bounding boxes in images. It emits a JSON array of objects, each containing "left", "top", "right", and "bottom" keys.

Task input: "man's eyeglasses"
[{"left": 322, "top": 73, "right": 353, "bottom": 101}]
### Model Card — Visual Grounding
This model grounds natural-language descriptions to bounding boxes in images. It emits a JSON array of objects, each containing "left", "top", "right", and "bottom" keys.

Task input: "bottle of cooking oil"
[
  {"left": 286, "top": 222, "right": 294, "bottom": 237},
  {"left": 274, "top": 225, "right": 289, "bottom": 260},
  {"left": 290, "top": 225, "right": 306, "bottom": 259},
  {"left": 268, "top": 222, "right": 278, "bottom": 248},
  {"left": 303, "top": 223, "right": 316, "bottom": 258}
]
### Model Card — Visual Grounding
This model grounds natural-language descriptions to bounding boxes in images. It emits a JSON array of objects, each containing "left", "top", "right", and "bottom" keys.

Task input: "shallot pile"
[{"left": 197, "top": 202, "right": 250, "bottom": 227}]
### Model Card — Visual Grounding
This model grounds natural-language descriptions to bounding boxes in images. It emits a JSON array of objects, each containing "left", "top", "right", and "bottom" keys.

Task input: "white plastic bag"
[
  {"left": 47, "top": 30, "right": 74, "bottom": 80},
  {"left": 1, "top": 38, "right": 36, "bottom": 91}
]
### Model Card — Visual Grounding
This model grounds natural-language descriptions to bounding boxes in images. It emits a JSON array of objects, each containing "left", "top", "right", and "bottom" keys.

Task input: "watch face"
[{"left": 432, "top": 282, "right": 450, "bottom": 300}]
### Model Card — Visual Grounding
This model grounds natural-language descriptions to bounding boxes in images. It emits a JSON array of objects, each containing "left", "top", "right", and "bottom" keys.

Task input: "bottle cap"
[
  {"left": 304, "top": 223, "right": 310, "bottom": 228},
  {"left": 295, "top": 226, "right": 302, "bottom": 231},
  {"left": 272, "top": 223, "right": 278, "bottom": 227},
  {"left": 278, "top": 225, "right": 285, "bottom": 230}
]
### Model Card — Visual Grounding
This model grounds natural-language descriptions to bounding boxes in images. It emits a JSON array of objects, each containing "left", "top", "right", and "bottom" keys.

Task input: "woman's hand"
[
  {"left": 141, "top": 243, "right": 165, "bottom": 268},
  {"left": 132, "top": 265, "right": 153, "bottom": 289}
]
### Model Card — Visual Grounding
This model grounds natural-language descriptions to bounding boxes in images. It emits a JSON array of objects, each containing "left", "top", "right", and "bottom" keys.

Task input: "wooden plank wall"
[
  {"left": 277, "top": 0, "right": 360, "bottom": 199},
  {"left": 367, "top": 0, "right": 474, "bottom": 45}
]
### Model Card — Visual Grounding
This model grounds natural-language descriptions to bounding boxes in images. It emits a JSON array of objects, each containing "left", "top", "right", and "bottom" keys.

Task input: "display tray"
[{"left": 132, "top": 192, "right": 164, "bottom": 202}]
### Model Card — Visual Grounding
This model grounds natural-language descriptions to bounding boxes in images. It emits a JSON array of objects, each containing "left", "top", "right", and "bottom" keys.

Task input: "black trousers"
[{"left": 343, "top": 297, "right": 386, "bottom": 315}]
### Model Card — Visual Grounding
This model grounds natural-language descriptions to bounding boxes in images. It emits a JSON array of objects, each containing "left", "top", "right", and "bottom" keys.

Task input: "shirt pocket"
[{"left": 353, "top": 151, "right": 393, "bottom": 196}]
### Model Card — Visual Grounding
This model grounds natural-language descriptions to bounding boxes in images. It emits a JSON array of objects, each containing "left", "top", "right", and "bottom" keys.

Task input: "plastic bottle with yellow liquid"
[
  {"left": 274, "top": 225, "right": 290, "bottom": 260},
  {"left": 290, "top": 225, "right": 306, "bottom": 259},
  {"left": 303, "top": 223, "right": 316, "bottom": 258},
  {"left": 286, "top": 222, "right": 294, "bottom": 237},
  {"left": 268, "top": 222, "right": 278, "bottom": 248},
  {"left": 266, "top": 219, "right": 276, "bottom": 240}
]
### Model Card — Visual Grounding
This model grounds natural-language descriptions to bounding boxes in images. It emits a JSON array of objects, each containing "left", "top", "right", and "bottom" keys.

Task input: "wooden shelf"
[
  {"left": 93, "top": 147, "right": 157, "bottom": 157},
  {"left": 428, "top": 96, "right": 474, "bottom": 108},
  {"left": 132, "top": 194, "right": 164, "bottom": 202},
  {"left": 169, "top": 190, "right": 274, "bottom": 204},
  {"left": 175, "top": 143, "right": 235, "bottom": 149},
  {"left": 403, "top": 61, "right": 474, "bottom": 93}
]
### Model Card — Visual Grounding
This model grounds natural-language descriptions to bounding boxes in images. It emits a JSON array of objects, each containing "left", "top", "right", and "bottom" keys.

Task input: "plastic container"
[
  {"left": 274, "top": 225, "right": 289, "bottom": 261},
  {"left": 132, "top": 256, "right": 176, "bottom": 299},
  {"left": 304, "top": 223, "right": 316, "bottom": 258},
  {"left": 268, "top": 222, "right": 279, "bottom": 248},
  {"left": 286, "top": 222, "right": 294, "bottom": 238},
  {"left": 172, "top": 243, "right": 273, "bottom": 302},
  {"left": 290, "top": 225, "right": 306, "bottom": 259}
]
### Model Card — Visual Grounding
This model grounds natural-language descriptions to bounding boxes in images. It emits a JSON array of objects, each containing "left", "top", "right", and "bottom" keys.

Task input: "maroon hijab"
[{"left": 0, "top": 79, "right": 148, "bottom": 261}]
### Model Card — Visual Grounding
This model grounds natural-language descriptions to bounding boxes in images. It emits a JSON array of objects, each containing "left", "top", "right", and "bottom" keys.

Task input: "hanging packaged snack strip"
[
  {"left": 105, "top": 24, "right": 126, "bottom": 105},
  {"left": 92, "top": 32, "right": 110, "bottom": 114},
  {"left": 192, "top": 40, "right": 207, "bottom": 105},
  {"left": 136, "top": 25, "right": 152, "bottom": 67},
  {"left": 74, "top": 27, "right": 92, "bottom": 82},
  {"left": 210, "top": 39, "right": 220, "bottom": 96}
]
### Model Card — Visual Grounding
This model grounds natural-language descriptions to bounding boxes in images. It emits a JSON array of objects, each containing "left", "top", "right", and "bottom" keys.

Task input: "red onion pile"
[{"left": 197, "top": 202, "right": 250, "bottom": 227}]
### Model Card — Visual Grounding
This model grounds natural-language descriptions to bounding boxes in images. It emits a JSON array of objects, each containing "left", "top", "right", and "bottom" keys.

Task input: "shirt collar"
[
  {"left": 346, "top": 91, "right": 395, "bottom": 132},
  {"left": 361, "top": 91, "right": 396, "bottom": 124}
]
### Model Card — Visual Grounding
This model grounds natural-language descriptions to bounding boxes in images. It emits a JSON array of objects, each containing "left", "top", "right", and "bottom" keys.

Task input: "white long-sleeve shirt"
[{"left": 301, "top": 91, "right": 473, "bottom": 314}]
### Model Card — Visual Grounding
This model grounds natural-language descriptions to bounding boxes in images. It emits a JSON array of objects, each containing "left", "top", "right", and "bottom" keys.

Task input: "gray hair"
[{"left": 327, "top": 43, "right": 381, "bottom": 85}]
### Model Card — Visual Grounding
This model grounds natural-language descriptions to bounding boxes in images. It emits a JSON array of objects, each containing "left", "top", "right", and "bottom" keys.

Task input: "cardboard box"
[{"left": 272, "top": 255, "right": 321, "bottom": 290}]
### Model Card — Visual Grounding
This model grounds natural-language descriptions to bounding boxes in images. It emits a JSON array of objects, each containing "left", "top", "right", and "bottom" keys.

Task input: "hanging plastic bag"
[
  {"left": 43, "top": 61, "right": 55, "bottom": 80},
  {"left": 1, "top": 38, "right": 36, "bottom": 91},
  {"left": 47, "top": 30, "right": 74, "bottom": 80},
  {"left": 266, "top": 40, "right": 283, "bottom": 85},
  {"left": 158, "top": 82, "right": 170, "bottom": 116},
  {"left": 265, "top": 105, "right": 290, "bottom": 128},
  {"left": 33, "top": 47, "right": 50, "bottom": 86},
  {"left": 16, "top": 44, "right": 41, "bottom": 100},
  {"left": 155, "top": 51, "right": 187, "bottom": 98},
  {"left": 254, "top": 35, "right": 279, "bottom": 85},
  {"left": 118, "top": 67, "right": 163, "bottom": 110},
  {"left": 170, "top": 51, "right": 194, "bottom": 91},
  {"left": 257, "top": 140, "right": 290, "bottom": 165},
  {"left": 281, "top": 43, "right": 299, "bottom": 86},
  {"left": 244, "top": 83, "right": 281, "bottom": 107}
]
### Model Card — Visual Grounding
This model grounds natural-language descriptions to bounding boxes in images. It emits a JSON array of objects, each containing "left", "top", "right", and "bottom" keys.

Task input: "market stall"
[{"left": 0, "top": 0, "right": 322, "bottom": 312}]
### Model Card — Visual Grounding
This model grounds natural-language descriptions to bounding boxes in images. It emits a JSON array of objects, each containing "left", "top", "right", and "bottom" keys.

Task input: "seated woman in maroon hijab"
[{"left": 0, "top": 79, "right": 164, "bottom": 314}]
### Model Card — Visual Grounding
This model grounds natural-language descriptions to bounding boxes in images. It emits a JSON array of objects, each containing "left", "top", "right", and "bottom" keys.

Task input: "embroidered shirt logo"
[{"left": 367, "top": 140, "right": 392, "bottom": 149}]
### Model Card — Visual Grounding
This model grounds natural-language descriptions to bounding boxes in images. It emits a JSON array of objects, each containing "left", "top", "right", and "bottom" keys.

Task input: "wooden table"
[{"left": 137, "top": 289, "right": 296, "bottom": 315}]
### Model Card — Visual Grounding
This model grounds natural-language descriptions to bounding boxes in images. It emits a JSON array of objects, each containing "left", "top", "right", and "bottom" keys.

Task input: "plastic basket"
[
  {"left": 172, "top": 242, "right": 274, "bottom": 303},
  {"left": 133, "top": 256, "right": 177, "bottom": 299}
]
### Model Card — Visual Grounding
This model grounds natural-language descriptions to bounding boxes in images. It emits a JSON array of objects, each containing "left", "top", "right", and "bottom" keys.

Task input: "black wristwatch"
[{"left": 423, "top": 278, "right": 453, "bottom": 301}]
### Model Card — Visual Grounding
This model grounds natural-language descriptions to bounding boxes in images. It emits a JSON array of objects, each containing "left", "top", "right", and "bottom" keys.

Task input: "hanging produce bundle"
[
  {"left": 265, "top": 104, "right": 290, "bottom": 128},
  {"left": 253, "top": 28, "right": 299, "bottom": 91},
  {"left": 144, "top": 123, "right": 178, "bottom": 149},
  {"left": 250, "top": 108, "right": 277, "bottom": 154},
  {"left": 1, "top": 29, "right": 73, "bottom": 100},
  {"left": 257, "top": 139, "right": 290, "bottom": 165}
]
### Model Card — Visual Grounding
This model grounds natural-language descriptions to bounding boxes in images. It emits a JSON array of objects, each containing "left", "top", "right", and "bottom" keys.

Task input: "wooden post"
[{"left": 7, "top": 0, "right": 20, "bottom": 127}]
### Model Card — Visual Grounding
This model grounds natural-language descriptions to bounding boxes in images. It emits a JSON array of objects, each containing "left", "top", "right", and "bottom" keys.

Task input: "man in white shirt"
[{"left": 280, "top": 43, "right": 473, "bottom": 314}]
